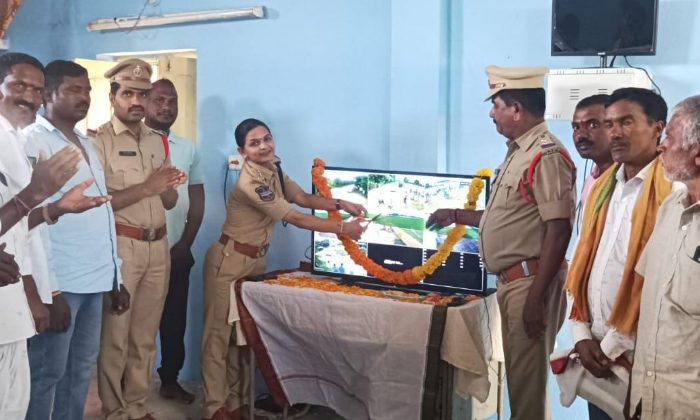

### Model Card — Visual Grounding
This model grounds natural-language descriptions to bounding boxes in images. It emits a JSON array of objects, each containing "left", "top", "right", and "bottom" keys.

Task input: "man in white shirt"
[
  {"left": 0, "top": 168, "right": 36, "bottom": 420},
  {"left": 628, "top": 95, "right": 700, "bottom": 420},
  {"left": 145, "top": 79, "right": 205, "bottom": 405},
  {"left": 565, "top": 88, "right": 670, "bottom": 420},
  {"left": 0, "top": 53, "right": 74, "bottom": 420},
  {"left": 0, "top": 52, "right": 111, "bottom": 419}
]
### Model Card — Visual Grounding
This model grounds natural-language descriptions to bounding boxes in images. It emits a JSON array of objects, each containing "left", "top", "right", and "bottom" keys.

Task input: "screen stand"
[{"left": 598, "top": 54, "right": 608, "bottom": 68}]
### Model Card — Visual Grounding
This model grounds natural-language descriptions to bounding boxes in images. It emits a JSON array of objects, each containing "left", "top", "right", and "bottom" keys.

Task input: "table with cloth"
[{"left": 233, "top": 272, "right": 504, "bottom": 420}]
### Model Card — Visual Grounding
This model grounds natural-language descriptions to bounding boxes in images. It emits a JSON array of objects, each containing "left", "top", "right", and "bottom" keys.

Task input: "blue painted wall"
[
  {"left": 7, "top": 0, "right": 700, "bottom": 418},
  {"left": 8, "top": 0, "right": 393, "bottom": 383}
]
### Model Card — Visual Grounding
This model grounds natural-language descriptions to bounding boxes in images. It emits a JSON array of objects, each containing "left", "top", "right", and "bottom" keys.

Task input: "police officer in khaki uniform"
[
  {"left": 201, "top": 119, "right": 366, "bottom": 420},
  {"left": 92, "top": 58, "right": 187, "bottom": 420},
  {"left": 428, "top": 66, "right": 576, "bottom": 420}
]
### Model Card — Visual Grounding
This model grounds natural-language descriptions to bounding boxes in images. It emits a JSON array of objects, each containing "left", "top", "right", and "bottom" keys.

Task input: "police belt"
[
  {"left": 499, "top": 258, "right": 568, "bottom": 283},
  {"left": 115, "top": 224, "right": 167, "bottom": 242},
  {"left": 219, "top": 234, "right": 269, "bottom": 259}
]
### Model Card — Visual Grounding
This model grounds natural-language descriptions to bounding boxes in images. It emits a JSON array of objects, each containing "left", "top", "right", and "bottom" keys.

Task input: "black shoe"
[{"left": 159, "top": 381, "right": 195, "bottom": 405}]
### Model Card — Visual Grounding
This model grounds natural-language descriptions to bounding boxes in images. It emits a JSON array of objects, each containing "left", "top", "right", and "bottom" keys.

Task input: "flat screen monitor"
[
  {"left": 311, "top": 167, "right": 490, "bottom": 295},
  {"left": 552, "top": 0, "right": 659, "bottom": 56}
]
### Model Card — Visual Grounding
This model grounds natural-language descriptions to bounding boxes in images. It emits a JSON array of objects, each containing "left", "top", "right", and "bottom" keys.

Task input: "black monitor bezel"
[
  {"left": 550, "top": 0, "right": 660, "bottom": 57},
  {"left": 310, "top": 166, "right": 491, "bottom": 295}
]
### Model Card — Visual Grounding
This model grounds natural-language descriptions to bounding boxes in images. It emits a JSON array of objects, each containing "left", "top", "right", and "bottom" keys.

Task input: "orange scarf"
[{"left": 565, "top": 158, "right": 671, "bottom": 335}]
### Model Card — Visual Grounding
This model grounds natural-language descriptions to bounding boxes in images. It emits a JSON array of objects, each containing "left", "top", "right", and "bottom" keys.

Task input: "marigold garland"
[
  {"left": 312, "top": 158, "right": 492, "bottom": 285},
  {"left": 264, "top": 275, "right": 481, "bottom": 305}
]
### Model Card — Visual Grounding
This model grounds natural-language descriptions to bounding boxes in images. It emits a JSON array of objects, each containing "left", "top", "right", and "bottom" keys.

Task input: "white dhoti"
[{"left": 0, "top": 340, "right": 31, "bottom": 420}]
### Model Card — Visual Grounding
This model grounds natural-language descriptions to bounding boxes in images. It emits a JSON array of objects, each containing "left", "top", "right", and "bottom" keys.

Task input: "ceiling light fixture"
[{"left": 87, "top": 6, "right": 264, "bottom": 32}]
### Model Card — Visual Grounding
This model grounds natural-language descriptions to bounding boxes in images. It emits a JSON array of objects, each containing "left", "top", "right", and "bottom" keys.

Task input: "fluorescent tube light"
[{"left": 87, "top": 7, "right": 264, "bottom": 32}]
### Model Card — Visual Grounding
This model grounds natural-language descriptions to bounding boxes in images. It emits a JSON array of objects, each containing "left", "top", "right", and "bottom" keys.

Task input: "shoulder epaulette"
[
  {"left": 88, "top": 122, "right": 111, "bottom": 138},
  {"left": 519, "top": 134, "right": 576, "bottom": 204}
]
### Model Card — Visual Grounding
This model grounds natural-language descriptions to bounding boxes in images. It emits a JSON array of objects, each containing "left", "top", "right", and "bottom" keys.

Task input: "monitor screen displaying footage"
[{"left": 311, "top": 167, "right": 490, "bottom": 294}]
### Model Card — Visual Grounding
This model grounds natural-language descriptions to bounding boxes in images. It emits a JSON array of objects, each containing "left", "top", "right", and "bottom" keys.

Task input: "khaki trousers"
[
  {"left": 496, "top": 270, "right": 567, "bottom": 420},
  {"left": 201, "top": 240, "right": 267, "bottom": 418},
  {"left": 98, "top": 236, "right": 170, "bottom": 420}
]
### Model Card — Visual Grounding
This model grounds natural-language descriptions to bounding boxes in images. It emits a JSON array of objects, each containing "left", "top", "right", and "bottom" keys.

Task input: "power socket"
[{"left": 228, "top": 154, "right": 243, "bottom": 170}]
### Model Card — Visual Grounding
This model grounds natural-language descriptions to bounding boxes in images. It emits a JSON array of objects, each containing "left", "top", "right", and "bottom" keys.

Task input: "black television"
[
  {"left": 552, "top": 0, "right": 659, "bottom": 56},
  {"left": 311, "top": 167, "right": 490, "bottom": 295}
]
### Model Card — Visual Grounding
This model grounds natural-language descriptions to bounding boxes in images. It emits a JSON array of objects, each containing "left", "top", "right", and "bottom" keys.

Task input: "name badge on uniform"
[
  {"left": 255, "top": 185, "right": 275, "bottom": 202},
  {"left": 693, "top": 246, "right": 700, "bottom": 264},
  {"left": 119, "top": 151, "right": 137, "bottom": 156}
]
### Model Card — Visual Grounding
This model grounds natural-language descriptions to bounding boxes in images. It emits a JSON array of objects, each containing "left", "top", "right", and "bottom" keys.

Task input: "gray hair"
[{"left": 673, "top": 95, "right": 700, "bottom": 150}]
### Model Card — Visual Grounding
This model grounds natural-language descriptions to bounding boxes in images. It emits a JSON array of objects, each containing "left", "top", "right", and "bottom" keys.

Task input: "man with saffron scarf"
[
  {"left": 564, "top": 88, "right": 671, "bottom": 420},
  {"left": 627, "top": 95, "right": 700, "bottom": 420}
]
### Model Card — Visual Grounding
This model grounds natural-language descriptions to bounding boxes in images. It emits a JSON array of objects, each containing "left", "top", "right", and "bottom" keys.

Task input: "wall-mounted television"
[
  {"left": 552, "top": 0, "right": 659, "bottom": 56},
  {"left": 311, "top": 167, "right": 490, "bottom": 295}
]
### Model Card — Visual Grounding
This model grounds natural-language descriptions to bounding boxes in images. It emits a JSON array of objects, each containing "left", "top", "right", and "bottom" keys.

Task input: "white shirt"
[
  {"left": 0, "top": 113, "right": 56, "bottom": 304},
  {"left": 0, "top": 117, "right": 36, "bottom": 344},
  {"left": 571, "top": 162, "right": 654, "bottom": 360},
  {"left": 165, "top": 134, "right": 204, "bottom": 247}
]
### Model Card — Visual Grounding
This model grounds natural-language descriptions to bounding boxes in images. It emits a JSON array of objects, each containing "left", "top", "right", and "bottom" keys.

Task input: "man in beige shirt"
[
  {"left": 628, "top": 94, "right": 700, "bottom": 420},
  {"left": 92, "top": 59, "right": 186, "bottom": 420},
  {"left": 428, "top": 66, "right": 576, "bottom": 420}
]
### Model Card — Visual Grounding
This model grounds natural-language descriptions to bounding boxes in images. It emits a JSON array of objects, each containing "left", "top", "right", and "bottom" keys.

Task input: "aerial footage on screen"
[{"left": 312, "top": 169, "right": 487, "bottom": 281}]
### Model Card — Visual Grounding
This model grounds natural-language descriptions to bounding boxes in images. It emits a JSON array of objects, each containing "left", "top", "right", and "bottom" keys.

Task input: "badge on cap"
[
  {"left": 255, "top": 185, "right": 275, "bottom": 202},
  {"left": 133, "top": 65, "right": 143, "bottom": 78}
]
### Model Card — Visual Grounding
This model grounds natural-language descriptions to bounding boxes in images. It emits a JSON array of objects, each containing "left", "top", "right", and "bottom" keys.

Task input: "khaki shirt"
[
  {"left": 91, "top": 116, "right": 171, "bottom": 229},
  {"left": 222, "top": 157, "right": 304, "bottom": 246},
  {"left": 478, "top": 122, "right": 576, "bottom": 274},
  {"left": 631, "top": 187, "right": 700, "bottom": 420}
]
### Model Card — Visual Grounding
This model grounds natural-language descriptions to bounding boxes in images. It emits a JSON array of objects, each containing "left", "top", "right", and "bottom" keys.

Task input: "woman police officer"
[{"left": 200, "top": 118, "right": 366, "bottom": 420}]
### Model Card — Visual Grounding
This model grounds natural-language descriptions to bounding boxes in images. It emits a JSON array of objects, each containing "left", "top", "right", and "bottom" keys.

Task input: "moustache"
[
  {"left": 575, "top": 138, "right": 592, "bottom": 146},
  {"left": 128, "top": 106, "right": 145, "bottom": 113},
  {"left": 492, "top": 119, "right": 497, "bottom": 125},
  {"left": 157, "top": 112, "right": 174, "bottom": 119},
  {"left": 75, "top": 102, "right": 90, "bottom": 110},
  {"left": 14, "top": 100, "right": 36, "bottom": 112}
]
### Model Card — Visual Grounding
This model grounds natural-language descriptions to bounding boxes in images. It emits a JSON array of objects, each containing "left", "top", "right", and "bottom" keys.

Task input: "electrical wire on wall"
[
  {"left": 608, "top": 55, "right": 661, "bottom": 95},
  {"left": 114, "top": 0, "right": 162, "bottom": 35},
  {"left": 623, "top": 56, "right": 662, "bottom": 95}
]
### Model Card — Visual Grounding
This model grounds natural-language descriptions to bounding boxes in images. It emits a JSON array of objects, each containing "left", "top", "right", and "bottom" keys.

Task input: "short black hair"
[
  {"left": 44, "top": 60, "right": 88, "bottom": 95},
  {"left": 0, "top": 52, "right": 45, "bottom": 81},
  {"left": 110, "top": 82, "right": 121, "bottom": 95},
  {"left": 606, "top": 88, "right": 668, "bottom": 125},
  {"left": 152, "top": 78, "right": 176, "bottom": 91},
  {"left": 494, "top": 88, "right": 546, "bottom": 117},
  {"left": 235, "top": 118, "right": 271, "bottom": 148},
  {"left": 575, "top": 94, "right": 610, "bottom": 110}
]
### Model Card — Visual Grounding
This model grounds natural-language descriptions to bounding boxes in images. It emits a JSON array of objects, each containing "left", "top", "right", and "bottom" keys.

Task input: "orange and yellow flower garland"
[
  {"left": 264, "top": 275, "right": 481, "bottom": 306},
  {"left": 312, "top": 158, "right": 491, "bottom": 285}
]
